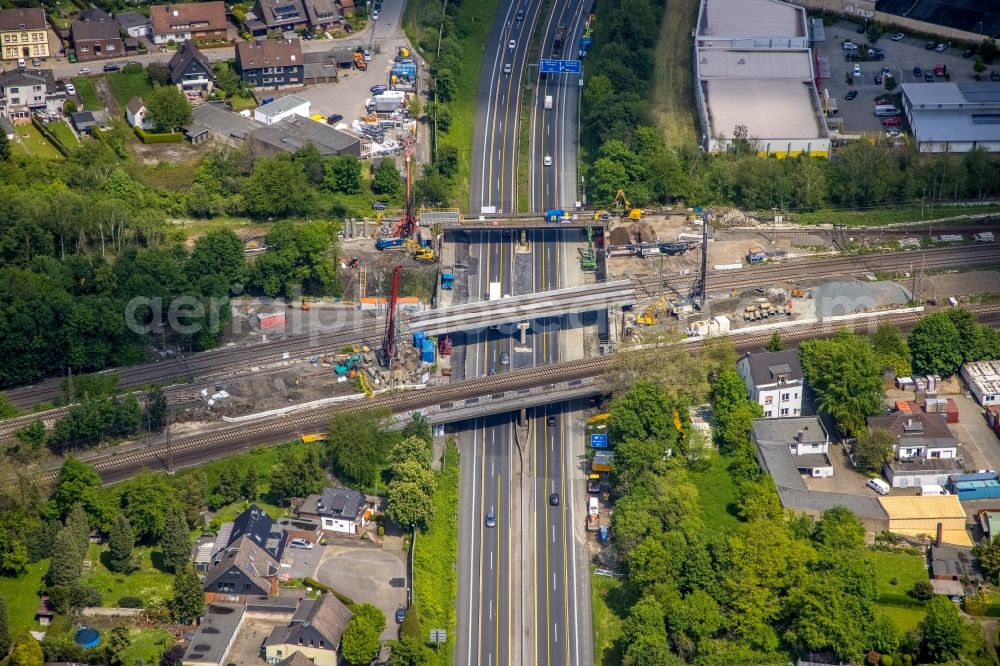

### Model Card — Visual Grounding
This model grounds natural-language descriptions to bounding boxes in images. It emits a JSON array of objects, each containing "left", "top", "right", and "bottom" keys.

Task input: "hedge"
[
  {"left": 134, "top": 127, "right": 184, "bottom": 143},
  {"left": 31, "top": 116, "right": 70, "bottom": 156},
  {"left": 303, "top": 577, "right": 355, "bottom": 607}
]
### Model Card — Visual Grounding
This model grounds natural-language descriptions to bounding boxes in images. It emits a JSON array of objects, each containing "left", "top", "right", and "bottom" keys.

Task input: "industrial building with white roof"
[
  {"left": 901, "top": 83, "right": 1000, "bottom": 154},
  {"left": 694, "top": 0, "right": 830, "bottom": 158}
]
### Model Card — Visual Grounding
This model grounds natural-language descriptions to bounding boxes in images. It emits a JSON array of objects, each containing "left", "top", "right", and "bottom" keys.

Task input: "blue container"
[
  {"left": 412, "top": 331, "right": 426, "bottom": 348},
  {"left": 421, "top": 339, "right": 435, "bottom": 364},
  {"left": 75, "top": 627, "right": 100, "bottom": 649}
]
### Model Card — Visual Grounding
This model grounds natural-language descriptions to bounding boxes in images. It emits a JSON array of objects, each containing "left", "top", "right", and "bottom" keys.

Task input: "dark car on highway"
[
  {"left": 549, "top": 493, "right": 560, "bottom": 506},
  {"left": 844, "top": 90, "right": 857, "bottom": 100}
]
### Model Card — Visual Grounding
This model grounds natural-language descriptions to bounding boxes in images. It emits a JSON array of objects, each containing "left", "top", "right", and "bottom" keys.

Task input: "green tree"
[
  {"left": 918, "top": 596, "right": 965, "bottom": 662},
  {"left": 909, "top": 579, "right": 935, "bottom": 601},
  {"left": 104, "top": 625, "right": 131, "bottom": 666},
  {"left": 867, "top": 612, "right": 899, "bottom": 655},
  {"left": 400, "top": 413, "right": 432, "bottom": 445},
  {"left": 621, "top": 595, "right": 671, "bottom": 665},
  {"left": 65, "top": 503, "right": 90, "bottom": 559},
  {"left": 186, "top": 228, "right": 247, "bottom": 297},
  {"left": 907, "top": 311, "right": 965, "bottom": 376},
  {"left": 974, "top": 537, "right": 1000, "bottom": 584},
  {"left": 175, "top": 473, "right": 205, "bottom": 528},
  {"left": 50, "top": 457, "right": 101, "bottom": 521},
  {"left": 0, "top": 593, "right": 10, "bottom": 658},
  {"left": 9, "top": 629, "right": 43, "bottom": 666},
  {"left": 243, "top": 156, "right": 315, "bottom": 218},
  {"left": 327, "top": 155, "right": 363, "bottom": 194},
  {"left": 46, "top": 528, "right": 82, "bottom": 587},
  {"left": 341, "top": 602, "right": 385, "bottom": 665},
  {"left": 388, "top": 636, "right": 433, "bottom": 665},
  {"left": 248, "top": 219, "right": 338, "bottom": 297},
  {"left": 372, "top": 158, "right": 403, "bottom": 197},
  {"left": 327, "top": 408, "right": 395, "bottom": 489},
  {"left": 146, "top": 85, "right": 192, "bottom": 132},
  {"left": 160, "top": 510, "right": 191, "bottom": 572},
  {"left": 388, "top": 435, "right": 433, "bottom": 472},
  {"left": 800, "top": 330, "right": 884, "bottom": 437},
  {"left": 433, "top": 68, "right": 456, "bottom": 102},
  {"left": 386, "top": 480, "right": 434, "bottom": 529},
  {"left": 871, "top": 324, "right": 911, "bottom": 376},
  {"left": 765, "top": 332, "right": 783, "bottom": 352},
  {"left": 434, "top": 144, "right": 459, "bottom": 179},
  {"left": 974, "top": 55, "right": 987, "bottom": 74},
  {"left": 107, "top": 515, "right": 136, "bottom": 573},
  {"left": 0, "top": 130, "right": 10, "bottom": 162},
  {"left": 852, "top": 427, "right": 894, "bottom": 473},
  {"left": 813, "top": 506, "right": 865, "bottom": 550},
  {"left": 119, "top": 469, "right": 181, "bottom": 542},
  {"left": 170, "top": 565, "right": 204, "bottom": 624},
  {"left": 269, "top": 445, "right": 327, "bottom": 503},
  {"left": 0, "top": 393, "right": 17, "bottom": 418},
  {"left": 414, "top": 170, "right": 451, "bottom": 207}
]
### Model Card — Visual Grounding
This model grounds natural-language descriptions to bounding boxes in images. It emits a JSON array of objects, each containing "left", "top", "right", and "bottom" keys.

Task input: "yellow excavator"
[
  {"left": 613, "top": 189, "right": 642, "bottom": 220},
  {"left": 636, "top": 298, "right": 667, "bottom": 325},
  {"left": 403, "top": 238, "right": 436, "bottom": 263}
]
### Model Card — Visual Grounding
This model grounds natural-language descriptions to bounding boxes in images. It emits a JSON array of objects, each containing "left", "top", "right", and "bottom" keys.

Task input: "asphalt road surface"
[
  {"left": 469, "top": 0, "right": 543, "bottom": 215},
  {"left": 530, "top": 0, "right": 588, "bottom": 211}
]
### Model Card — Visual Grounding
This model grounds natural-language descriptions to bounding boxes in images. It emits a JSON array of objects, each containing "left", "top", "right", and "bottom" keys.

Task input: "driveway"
[
  {"left": 281, "top": 541, "right": 324, "bottom": 580},
  {"left": 949, "top": 393, "right": 1000, "bottom": 472},
  {"left": 315, "top": 546, "right": 407, "bottom": 641},
  {"left": 227, "top": 617, "right": 285, "bottom": 665},
  {"left": 818, "top": 20, "right": 982, "bottom": 133}
]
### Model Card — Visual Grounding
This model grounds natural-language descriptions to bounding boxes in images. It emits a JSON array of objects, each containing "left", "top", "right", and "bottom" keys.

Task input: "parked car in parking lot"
[
  {"left": 925, "top": 41, "right": 937, "bottom": 50},
  {"left": 853, "top": 64, "right": 861, "bottom": 78},
  {"left": 103, "top": 63, "right": 119, "bottom": 72},
  {"left": 370, "top": 84, "right": 387, "bottom": 94},
  {"left": 844, "top": 90, "right": 857, "bottom": 100},
  {"left": 78, "top": 67, "right": 91, "bottom": 75},
  {"left": 327, "top": 114, "right": 343, "bottom": 124},
  {"left": 842, "top": 41, "right": 858, "bottom": 51},
  {"left": 993, "top": 70, "right": 1000, "bottom": 82},
  {"left": 962, "top": 49, "right": 973, "bottom": 58},
  {"left": 65, "top": 83, "right": 76, "bottom": 95},
  {"left": 924, "top": 71, "right": 934, "bottom": 82},
  {"left": 891, "top": 32, "right": 904, "bottom": 41},
  {"left": 372, "top": 8, "right": 380, "bottom": 19},
  {"left": 934, "top": 43, "right": 947, "bottom": 52},
  {"left": 875, "top": 97, "right": 892, "bottom": 105},
  {"left": 912, "top": 66, "right": 922, "bottom": 77},
  {"left": 395, "top": 608, "right": 406, "bottom": 623},
  {"left": 290, "top": 538, "right": 314, "bottom": 549},
  {"left": 882, "top": 117, "right": 902, "bottom": 126}
]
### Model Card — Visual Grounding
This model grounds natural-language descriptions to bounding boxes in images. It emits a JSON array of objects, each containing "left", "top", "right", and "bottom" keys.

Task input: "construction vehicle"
[
  {"left": 613, "top": 189, "right": 642, "bottom": 220},
  {"left": 301, "top": 297, "right": 311, "bottom": 311},
  {"left": 334, "top": 352, "right": 364, "bottom": 376},
  {"left": 301, "top": 433, "right": 328, "bottom": 443},
  {"left": 346, "top": 256, "right": 360, "bottom": 269},
  {"left": 592, "top": 210, "right": 611, "bottom": 221},
  {"left": 587, "top": 496, "right": 599, "bottom": 532},
  {"left": 358, "top": 371, "right": 374, "bottom": 397},
  {"left": 403, "top": 239, "right": 435, "bottom": 263},
  {"left": 437, "top": 334, "right": 453, "bottom": 356},
  {"left": 379, "top": 265, "right": 402, "bottom": 367},
  {"left": 353, "top": 51, "right": 367, "bottom": 70},
  {"left": 747, "top": 246, "right": 766, "bottom": 264},
  {"left": 440, "top": 272, "right": 454, "bottom": 290},
  {"left": 580, "top": 226, "right": 596, "bottom": 271},
  {"left": 636, "top": 298, "right": 668, "bottom": 325},
  {"left": 553, "top": 23, "right": 566, "bottom": 55},
  {"left": 376, "top": 237, "right": 404, "bottom": 250}
]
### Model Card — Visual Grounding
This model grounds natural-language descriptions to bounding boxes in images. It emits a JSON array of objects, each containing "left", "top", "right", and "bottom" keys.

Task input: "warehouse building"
[
  {"left": 694, "top": 0, "right": 830, "bottom": 157},
  {"left": 961, "top": 360, "right": 1000, "bottom": 406},
  {"left": 878, "top": 494, "right": 972, "bottom": 547},
  {"left": 901, "top": 83, "right": 1000, "bottom": 154}
]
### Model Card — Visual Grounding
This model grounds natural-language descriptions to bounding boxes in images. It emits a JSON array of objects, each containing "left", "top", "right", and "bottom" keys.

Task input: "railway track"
[
  {"left": 2, "top": 320, "right": 387, "bottom": 410},
  {"left": 30, "top": 303, "right": 999, "bottom": 487}
]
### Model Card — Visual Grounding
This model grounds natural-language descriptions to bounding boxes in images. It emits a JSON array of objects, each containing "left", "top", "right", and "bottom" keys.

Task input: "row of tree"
[{"left": 908, "top": 308, "right": 1000, "bottom": 376}]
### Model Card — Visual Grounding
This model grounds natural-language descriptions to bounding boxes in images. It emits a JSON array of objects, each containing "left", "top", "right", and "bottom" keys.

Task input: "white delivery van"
[
  {"left": 874, "top": 105, "right": 901, "bottom": 117},
  {"left": 544, "top": 95, "right": 553, "bottom": 110},
  {"left": 587, "top": 496, "right": 599, "bottom": 513},
  {"left": 866, "top": 478, "right": 890, "bottom": 495},
  {"left": 919, "top": 484, "right": 949, "bottom": 496}
]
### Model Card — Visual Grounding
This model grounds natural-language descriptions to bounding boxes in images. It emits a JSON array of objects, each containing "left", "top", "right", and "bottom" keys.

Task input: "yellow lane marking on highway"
[
  {"left": 560, "top": 412, "right": 571, "bottom": 666},
  {"left": 485, "top": 20, "right": 517, "bottom": 207},
  {"left": 543, "top": 416, "right": 552, "bottom": 666},
  {"left": 495, "top": 460, "right": 502, "bottom": 666},
  {"left": 476, "top": 421, "right": 487, "bottom": 661}
]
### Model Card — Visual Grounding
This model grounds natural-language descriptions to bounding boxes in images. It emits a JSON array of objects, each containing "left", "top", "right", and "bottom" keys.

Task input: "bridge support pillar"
[
  {"left": 519, "top": 229, "right": 528, "bottom": 246},
  {"left": 517, "top": 322, "right": 530, "bottom": 344},
  {"left": 518, "top": 408, "right": 526, "bottom": 426}
]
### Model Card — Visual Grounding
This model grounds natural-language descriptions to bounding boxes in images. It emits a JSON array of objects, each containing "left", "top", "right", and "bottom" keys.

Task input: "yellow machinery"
[
  {"left": 358, "top": 371, "right": 374, "bottom": 398},
  {"left": 613, "top": 189, "right": 642, "bottom": 220},
  {"left": 301, "top": 433, "right": 327, "bottom": 442},
  {"left": 636, "top": 298, "right": 667, "bottom": 325},
  {"left": 404, "top": 238, "right": 436, "bottom": 263},
  {"left": 586, "top": 412, "right": 610, "bottom": 426},
  {"left": 301, "top": 297, "right": 311, "bottom": 311}
]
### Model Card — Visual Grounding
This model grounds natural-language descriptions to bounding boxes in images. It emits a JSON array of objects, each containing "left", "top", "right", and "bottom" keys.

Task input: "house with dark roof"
[
  {"left": 235, "top": 38, "right": 304, "bottom": 89},
  {"left": 249, "top": 114, "right": 361, "bottom": 157},
  {"left": 228, "top": 504, "right": 286, "bottom": 560},
  {"left": 253, "top": 0, "right": 310, "bottom": 33},
  {"left": 263, "top": 594, "right": 353, "bottom": 666},
  {"left": 203, "top": 534, "right": 280, "bottom": 597},
  {"left": 0, "top": 8, "right": 50, "bottom": 62},
  {"left": 182, "top": 603, "right": 246, "bottom": 666},
  {"left": 737, "top": 350, "right": 804, "bottom": 418},
  {"left": 0, "top": 68, "right": 62, "bottom": 122},
  {"left": 296, "top": 486, "right": 371, "bottom": 535},
  {"left": 115, "top": 11, "right": 150, "bottom": 38},
  {"left": 867, "top": 412, "right": 960, "bottom": 461},
  {"left": 183, "top": 100, "right": 263, "bottom": 145},
  {"left": 302, "top": 0, "right": 339, "bottom": 33},
  {"left": 168, "top": 40, "right": 214, "bottom": 93},
  {"left": 72, "top": 7, "right": 123, "bottom": 62},
  {"left": 150, "top": 2, "right": 228, "bottom": 45},
  {"left": 278, "top": 652, "right": 318, "bottom": 666}
]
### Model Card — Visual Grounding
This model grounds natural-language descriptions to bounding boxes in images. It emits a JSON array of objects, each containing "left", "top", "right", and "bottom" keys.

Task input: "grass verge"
[
  {"left": 650, "top": 0, "right": 699, "bottom": 149},
  {"left": 229, "top": 94, "right": 257, "bottom": 112},
  {"left": 13, "top": 123, "right": 62, "bottom": 159},
  {"left": 403, "top": 0, "right": 501, "bottom": 210},
  {"left": 46, "top": 120, "right": 79, "bottom": 147},
  {"left": 688, "top": 453, "right": 740, "bottom": 533},
  {"left": 0, "top": 560, "right": 46, "bottom": 633},
  {"left": 106, "top": 70, "right": 154, "bottom": 107},
  {"left": 790, "top": 203, "right": 1000, "bottom": 227},
  {"left": 411, "top": 438, "right": 459, "bottom": 665},
  {"left": 82, "top": 542, "right": 175, "bottom": 607},
  {"left": 869, "top": 550, "right": 928, "bottom": 633},
  {"left": 71, "top": 76, "right": 102, "bottom": 111},
  {"left": 591, "top": 568, "right": 625, "bottom": 666},
  {"left": 123, "top": 627, "right": 173, "bottom": 665}
]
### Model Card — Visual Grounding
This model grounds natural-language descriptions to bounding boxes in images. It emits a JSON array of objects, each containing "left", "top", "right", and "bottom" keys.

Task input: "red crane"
[
  {"left": 381, "top": 264, "right": 402, "bottom": 364},
  {"left": 390, "top": 150, "right": 417, "bottom": 239}
]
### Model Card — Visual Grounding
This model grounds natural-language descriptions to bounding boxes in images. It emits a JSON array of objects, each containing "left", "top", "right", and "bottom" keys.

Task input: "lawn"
[
  {"left": 106, "top": 70, "right": 154, "bottom": 107},
  {"left": 411, "top": 439, "right": 459, "bottom": 666},
  {"left": 46, "top": 120, "right": 79, "bottom": 147},
  {"left": 123, "top": 627, "right": 174, "bottom": 665},
  {"left": 688, "top": 453, "right": 740, "bottom": 533},
  {"left": 403, "top": 0, "right": 500, "bottom": 211},
  {"left": 649, "top": 0, "right": 699, "bottom": 149},
  {"left": 869, "top": 550, "right": 929, "bottom": 633},
  {"left": 82, "top": 542, "right": 175, "bottom": 608},
  {"left": 0, "top": 560, "right": 46, "bottom": 633},
  {"left": 229, "top": 94, "right": 257, "bottom": 112},
  {"left": 71, "top": 76, "right": 102, "bottom": 111},
  {"left": 591, "top": 568, "right": 625, "bottom": 666},
  {"left": 791, "top": 203, "right": 1000, "bottom": 227},
  {"left": 13, "top": 123, "right": 62, "bottom": 159}
]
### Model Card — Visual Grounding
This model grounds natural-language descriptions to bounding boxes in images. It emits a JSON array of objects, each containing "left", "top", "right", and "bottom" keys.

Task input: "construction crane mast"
[
  {"left": 390, "top": 148, "right": 417, "bottom": 239},
  {"left": 381, "top": 265, "right": 402, "bottom": 365}
]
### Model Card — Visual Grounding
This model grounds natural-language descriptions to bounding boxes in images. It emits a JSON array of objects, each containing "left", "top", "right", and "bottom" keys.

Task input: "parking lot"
[
  {"left": 315, "top": 545, "right": 407, "bottom": 641},
  {"left": 819, "top": 19, "right": 982, "bottom": 133}
]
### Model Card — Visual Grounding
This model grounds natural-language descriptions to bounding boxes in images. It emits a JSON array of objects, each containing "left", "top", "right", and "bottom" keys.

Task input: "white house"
[
  {"left": 751, "top": 416, "right": 833, "bottom": 480},
  {"left": 737, "top": 350, "right": 804, "bottom": 418},
  {"left": 961, "top": 360, "right": 1000, "bottom": 407},
  {"left": 253, "top": 94, "right": 309, "bottom": 125},
  {"left": 124, "top": 95, "right": 152, "bottom": 130},
  {"left": 115, "top": 11, "right": 150, "bottom": 38},
  {"left": 296, "top": 487, "right": 370, "bottom": 536},
  {"left": 867, "top": 413, "right": 960, "bottom": 461}
]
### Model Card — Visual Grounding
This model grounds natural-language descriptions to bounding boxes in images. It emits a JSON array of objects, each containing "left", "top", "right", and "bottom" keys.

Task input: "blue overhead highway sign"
[
  {"left": 590, "top": 433, "right": 608, "bottom": 449},
  {"left": 539, "top": 59, "right": 581, "bottom": 74}
]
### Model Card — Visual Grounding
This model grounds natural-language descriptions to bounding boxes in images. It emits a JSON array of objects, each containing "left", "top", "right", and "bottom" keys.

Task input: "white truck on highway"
[
  {"left": 489, "top": 281, "right": 501, "bottom": 301},
  {"left": 544, "top": 95, "right": 553, "bottom": 110}
]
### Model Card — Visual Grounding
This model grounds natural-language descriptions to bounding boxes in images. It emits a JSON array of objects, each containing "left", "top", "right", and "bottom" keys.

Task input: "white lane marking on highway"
[
  {"left": 552, "top": 524, "right": 555, "bottom": 543},
  {"left": 554, "top": 622, "right": 559, "bottom": 643},
  {"left": 489, "top": 600, "right": 493, "bottom": 620},
  {"left": 497, "top": 178, "right": 501, "bottom": 190},
  {"left": 546, "top": 124, "right": 550, "bottom": 136},
  {"left": 553, "top": 571, "right": 556, "bottom": 591},
  {"left": 491, "top": 459, "right": 495, "bottom": 478},
  {"left": 491, "top": 550, "right": 494, "bottom": 571},
  {"left": 492, "top": 430, "right": 496, "bottom": 444},
  {"left": 501, "top": 94, "right": 505, "bottom": 104}
]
